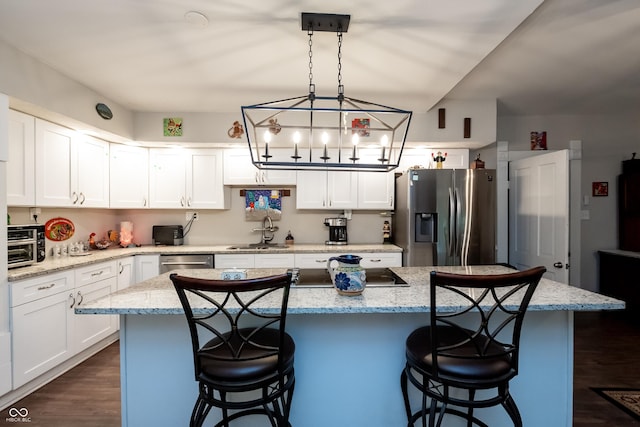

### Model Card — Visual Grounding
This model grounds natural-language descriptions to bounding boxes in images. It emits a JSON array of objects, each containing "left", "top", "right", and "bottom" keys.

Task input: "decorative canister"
[{"left": 327, "top": 254, "right": 367, "bottom": 296}]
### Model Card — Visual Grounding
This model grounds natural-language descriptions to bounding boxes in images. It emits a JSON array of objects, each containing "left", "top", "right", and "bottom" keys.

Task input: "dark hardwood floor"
[{"left": 2, "top": 311, "right": 639, "bottom": 426}]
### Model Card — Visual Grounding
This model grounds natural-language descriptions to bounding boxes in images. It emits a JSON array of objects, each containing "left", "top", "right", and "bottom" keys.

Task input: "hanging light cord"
[
  {"left": 337, "top": 30, "right": 344, "bottom": 101},
  {"left": 308, "top": 27, "right": 315, "bottom": 100}
]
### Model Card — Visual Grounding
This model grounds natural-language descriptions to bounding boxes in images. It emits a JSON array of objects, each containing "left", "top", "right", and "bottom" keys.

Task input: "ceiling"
[{"left": 0, "top": 0, "right": 639, "bottom": 118}]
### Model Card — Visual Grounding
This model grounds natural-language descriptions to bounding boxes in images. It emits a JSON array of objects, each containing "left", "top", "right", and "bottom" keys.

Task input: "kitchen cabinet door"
[
  {"left": 110, "top": 144, "right": 149, "bottom": 208},
  {"left": 72, "top": 276, "right": 118, "bottom": 353},
  {"left": 223, "top": 149, "right": 260, "bottom": 185},
  {"left": 35, "top": 119, "right": 110, "bottom": 207},
  {"left": 294, "top": 253, "right": 333, "bottom": 268},
  {"left": 149, "top": 148, "right": 228, "bottom": 209},
  {"left": 11, "top": 290, "right": 74, "bottom": 388},
  {"left": 7, "top": 109, "right": 35, "bottom": 206},
  {"left": 75, "top": 134, "right": 110, "bottom": 207},
  {"left": 223, "top": 148, "right": 296, "bottom": 186},
  {"left": 397, "top": 148, "right": 469, "bottom": 171},
  {"left": 117, "top": 257, "right": 135, "bottom": 291},
  {"left": 149, "top": 148, "right": 187, "bottom": 208},
  {"left": 296, "top": 170, "right": 357, "bottom": 209},
  {"left": 135, "top": 255, "right": 160, "bottom": 282},
  {"left": 357, "top": 149, "right": 394, "bottom": 209},
  {"left": 35, "top": 119, "right": 76, "bottom": 207},
  {"left": 188, "top": 149, "right": 229, "bottom": 209}
]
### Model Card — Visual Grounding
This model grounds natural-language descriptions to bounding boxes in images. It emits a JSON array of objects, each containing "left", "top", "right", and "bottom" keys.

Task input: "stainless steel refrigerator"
[{"left": 394, "top": 169, "right": 496, "bottom": 266}]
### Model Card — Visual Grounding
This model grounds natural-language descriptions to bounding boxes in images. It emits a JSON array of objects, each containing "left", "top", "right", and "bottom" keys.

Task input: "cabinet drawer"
[
  {"left": 75, "top": 261, "right": 117, "bottom": 287},
  {"left": 10, "top": 271, "right": 74, "bottom": 307},
  {"left": 254, "top": 254, "right": 294, "bottom": 268},
  {"left": 294, "top": 253, "right": 333, "bottom": 268},
  {"left": 354, "top": 252, "right": 402, "bottom": 268},
  {"left": 215, "top": 254, "right": 255, "bottom": 269}
]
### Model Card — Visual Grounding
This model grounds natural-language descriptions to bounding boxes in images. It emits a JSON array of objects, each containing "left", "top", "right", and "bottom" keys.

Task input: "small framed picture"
[{"left": 592, "top": 182, "right": 608, "bottom": 197}]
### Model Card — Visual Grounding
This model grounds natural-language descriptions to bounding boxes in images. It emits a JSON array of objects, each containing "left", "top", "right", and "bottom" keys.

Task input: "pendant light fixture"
[{"left": 241, "top": 12, "right": 412, "bottom": 172}]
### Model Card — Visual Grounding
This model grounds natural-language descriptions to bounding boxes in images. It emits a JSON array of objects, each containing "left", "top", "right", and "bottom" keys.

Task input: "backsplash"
[{"left": 7, "top": 188, "right": 393, "bottom": 255}]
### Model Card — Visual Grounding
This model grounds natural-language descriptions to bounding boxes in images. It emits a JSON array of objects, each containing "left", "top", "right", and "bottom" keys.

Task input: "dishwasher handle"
[{"left": 161, "top": 261, "right": 212, "bottom": 266}]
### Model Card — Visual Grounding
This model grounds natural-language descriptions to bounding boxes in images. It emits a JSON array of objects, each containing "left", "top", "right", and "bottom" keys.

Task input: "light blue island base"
[{"left": 120, "top": 311, "right": 573, "bottom": 427}]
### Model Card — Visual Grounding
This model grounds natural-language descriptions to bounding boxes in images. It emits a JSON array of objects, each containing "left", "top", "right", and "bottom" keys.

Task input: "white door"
[{"left": 509, "top": 150, "right": 569, "bottom": 283}]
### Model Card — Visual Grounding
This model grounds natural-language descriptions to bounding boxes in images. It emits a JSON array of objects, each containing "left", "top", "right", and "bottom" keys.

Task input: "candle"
[
  {"left": 292, "top": 131, "right": 301, "bottom": 159},
  {"left": 350, "top": 133, "right": 359, "bottom": 161},
  {"left": 321, "top": 131, "right": 330, "bottom": 160},
  {"left": 263, "top": 130, "right": 271, "bottom": 158},
  {"left": 379, "top": 135, "right": 388, "bottom": 162}
]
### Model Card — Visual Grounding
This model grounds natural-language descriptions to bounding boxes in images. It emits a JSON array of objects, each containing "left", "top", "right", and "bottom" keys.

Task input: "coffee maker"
[{"left": 324, "top": 217, "right": 348, "bottom": 245}]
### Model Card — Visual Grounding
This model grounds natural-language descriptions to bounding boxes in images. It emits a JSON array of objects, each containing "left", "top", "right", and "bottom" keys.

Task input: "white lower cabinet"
[
  {"left": 11, "top": 278, "right": 74, "bottom": 388},
  {"left": 10, "top": 262, "right": 118, "bottom": 389},
  {"left": 73, "top": 262, "right": 118, "bottom": 353},
  {"left": 135, "top": 255, "right": 160, "bottom": 282},
  {"left": 117, "top": 257, "right": 135, "bottom": 290}
]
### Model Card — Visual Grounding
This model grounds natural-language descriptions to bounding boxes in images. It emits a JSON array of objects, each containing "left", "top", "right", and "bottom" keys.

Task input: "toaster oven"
[{"left": 8, "top": 224, "right": 46, "bottom": 269}]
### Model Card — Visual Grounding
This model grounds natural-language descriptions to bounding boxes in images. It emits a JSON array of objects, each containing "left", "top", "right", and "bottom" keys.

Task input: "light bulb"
[
  {"left": 263, "top": 131, "right": 272, "bottom": 143},
  {"left": 293, "top": 131, "right": 301, "bottom": 144},
  {"left": 322, "top": 131, "right": 329, "bottom": 145}
]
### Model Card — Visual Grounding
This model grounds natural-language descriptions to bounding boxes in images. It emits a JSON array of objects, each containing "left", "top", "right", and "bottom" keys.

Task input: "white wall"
[
  {"left": 497, "top": 113, "right": 640, "bottom": 292},
  {"left": 0, "top": 39, "right": 134, "bottom": 142}
]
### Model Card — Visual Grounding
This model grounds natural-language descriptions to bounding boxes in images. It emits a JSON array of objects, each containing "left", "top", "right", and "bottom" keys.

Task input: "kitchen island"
[{"left": 78, "top": 266, "right": 623, "bottom": 427}]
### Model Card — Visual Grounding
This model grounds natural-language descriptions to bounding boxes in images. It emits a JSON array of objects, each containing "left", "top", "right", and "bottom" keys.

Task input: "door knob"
[{"left": 553, "top": 262, "right": 563, "bottom": 268}]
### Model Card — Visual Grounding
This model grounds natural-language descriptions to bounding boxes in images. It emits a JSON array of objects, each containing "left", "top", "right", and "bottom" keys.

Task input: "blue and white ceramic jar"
[{"left": 327, "top": 254, "right": 367, "bottom": 296}]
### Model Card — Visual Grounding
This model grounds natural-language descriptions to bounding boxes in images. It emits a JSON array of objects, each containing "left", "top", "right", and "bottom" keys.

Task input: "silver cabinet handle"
[
  {"left": 72, "top": 192, "right": 78, "bottom": 204},
  {"left": 315, "top": 259, "right": 328, "bottom": 263},
  {"left": 79, "top": 192, "right": 86, "bottom": 205},
  {"left": 143, "top": 197, "right": 147, "bottom": 207},
  {"left": 369, "top": 259, "right": 382, "bottom": 263},
  {"left": 37, "top": 283, "right": 56, "bottom": 291},
  {"left": 76, "top": 291, "right": 84, "bottom": 306},
  {"left": 90, "top": 270, "right": 104, "bottom": 277},
  {"left": 119, "top": 263, "right": 124, "bottom": 274},
  {"left": 69, "top": 293, "right": 76, "bottom": 308},
  {"left": 187, "top": 197, "right": 192, "bottom": 207}
]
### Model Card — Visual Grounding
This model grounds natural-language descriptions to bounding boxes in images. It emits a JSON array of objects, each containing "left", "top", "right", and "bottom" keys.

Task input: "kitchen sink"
[{"left": 227, "top": 244, "right": 290, "bottom": 250}]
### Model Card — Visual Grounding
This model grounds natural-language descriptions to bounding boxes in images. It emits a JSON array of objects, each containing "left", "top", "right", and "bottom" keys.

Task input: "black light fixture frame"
[{"left": 240, "top": 12, "right": 412, "bottom": 172}]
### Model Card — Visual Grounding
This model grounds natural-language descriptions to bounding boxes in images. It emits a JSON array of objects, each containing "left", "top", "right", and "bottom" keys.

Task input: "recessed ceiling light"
[{"left": 184, "top": 11, "right": 208, "bottom": 27}]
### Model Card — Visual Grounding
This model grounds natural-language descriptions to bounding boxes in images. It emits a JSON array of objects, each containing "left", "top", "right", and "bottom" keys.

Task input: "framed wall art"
[{"left": 592, "top": 181, "right": 608, "bottom": 197}]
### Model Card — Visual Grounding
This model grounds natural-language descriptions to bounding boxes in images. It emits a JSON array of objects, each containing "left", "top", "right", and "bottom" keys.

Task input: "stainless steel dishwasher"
[{"left": 159, "top": 254, "right": 214, "bottom": 274}]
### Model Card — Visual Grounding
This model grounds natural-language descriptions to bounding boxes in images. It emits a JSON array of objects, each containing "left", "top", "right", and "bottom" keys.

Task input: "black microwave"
[
  {"left": 8, "top": 224, "right": 46, "bottom": 268},
  {"left": 152, "top": 225, "right": 184, "bottom": 246}
]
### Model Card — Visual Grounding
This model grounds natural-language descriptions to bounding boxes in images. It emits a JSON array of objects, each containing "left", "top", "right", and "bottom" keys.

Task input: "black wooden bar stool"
[
  {"left": 400, "top": 266, "right": 545, "bottom": 427},
  {"left": 170, "top": 272, "right": 295, "bottom": 427}
]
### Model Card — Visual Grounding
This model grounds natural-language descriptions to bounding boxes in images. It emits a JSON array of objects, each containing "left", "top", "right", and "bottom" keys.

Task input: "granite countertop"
[
  {"left": 8, "top": 243, "right": 402, "bottom": 282},
  {"left": 76, "top": 265, "right": 625, "bottom": 315}
]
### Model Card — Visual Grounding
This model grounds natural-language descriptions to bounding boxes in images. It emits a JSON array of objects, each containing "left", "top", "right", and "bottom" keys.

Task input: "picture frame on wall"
[{"left": 592, "top": 181, "right": 608, "bottom": 197}]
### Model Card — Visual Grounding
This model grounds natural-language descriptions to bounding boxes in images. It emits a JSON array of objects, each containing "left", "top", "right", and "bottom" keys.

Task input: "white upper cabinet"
[
  {"left": 110, "top": 144, "right": 149, "bottom": 208},
  {"left": 75, "top": 134, "right": 110, "bottom": 207},
  {"left": 296, "top": 170, "right": 358, "bottom": 209},
  {"left": 356, "top": 149, "right": 395, "bottom": 210},
  {"left": 35, "top": 119, "right": 109, "bottom": 207},
  {"left": 223, "top": 148, "right": 296, "bottom": 186},
  {"left": 7, "top": 110, "right": 35, "bottom": 206},
  {"left": 149, "top": 148, "right": 229, "bottom": 209}
]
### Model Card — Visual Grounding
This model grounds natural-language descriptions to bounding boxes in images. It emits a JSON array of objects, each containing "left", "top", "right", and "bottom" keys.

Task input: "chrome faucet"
[{"left": 252, "top": 214, "right": 279, "bottom": 245}]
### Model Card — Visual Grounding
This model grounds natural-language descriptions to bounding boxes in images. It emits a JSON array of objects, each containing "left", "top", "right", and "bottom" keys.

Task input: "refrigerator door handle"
[{"left": 448, "top": 187, "right": 456, "bottom": 257}]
